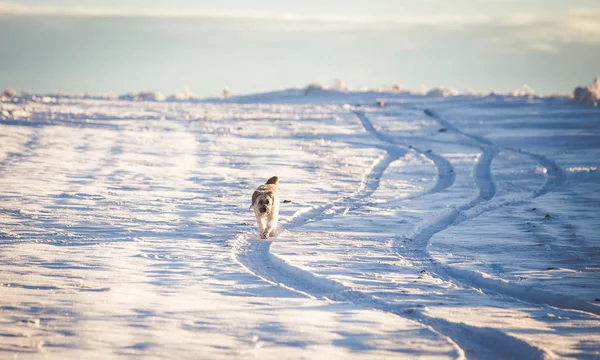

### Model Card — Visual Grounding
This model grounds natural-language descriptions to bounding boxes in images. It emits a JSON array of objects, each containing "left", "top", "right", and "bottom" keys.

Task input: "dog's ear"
[
  {"left": 250, "top": 190, "right": 260, "bottom": 209},
  {"left": 266, "top": 176, "right": 279, "bottom": 185}
]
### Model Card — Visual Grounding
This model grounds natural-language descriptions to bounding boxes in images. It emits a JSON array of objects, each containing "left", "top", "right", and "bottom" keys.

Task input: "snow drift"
[{"left": 574, "top": 77, "right": 600, "bottom": 106}]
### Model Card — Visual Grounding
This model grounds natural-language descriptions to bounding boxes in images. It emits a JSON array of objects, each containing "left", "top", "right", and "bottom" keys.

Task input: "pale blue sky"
[{"left": 1, "top": 1, "right": 599, "bottom": 95}]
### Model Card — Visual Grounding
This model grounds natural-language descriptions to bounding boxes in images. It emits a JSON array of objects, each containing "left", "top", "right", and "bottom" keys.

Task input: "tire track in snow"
[
  {"left": 234, "top": 150, "right": 403, "bottom": 296},
  {"left": 396, "top": 145, "right": 497, "bottom": 260},
  {"left": 452, "top": 148, "right": 566, "bottom": 227},
  {"left": 420, "top": 110, "right": 599, "bottom": 316},
  {"left": 353, "top": 110, "right": 456, "bottom": 198},
  {"left": 521, "top": 150, "right": 567, "bottom": 199},
  {"left": 424, "top": 109, "right": 492, "bottom": 146},
  {"left": 234, "top": 231, "right": 549, "bottom": 359},
  {"left": 354, "top": 110, "right": 556, "bottom": 356},
  {"left": 354, "top": 110, "right": 497, "bottom": 266},
  {"left": 233, "top": 111, "right": 551, "bottom": 359},
  {"left": 285, "top": 150, "right": 405, "bottom": 227}
]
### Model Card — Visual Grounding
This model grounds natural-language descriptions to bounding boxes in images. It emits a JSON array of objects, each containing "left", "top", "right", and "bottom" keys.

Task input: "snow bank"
[
  {"left": 304, "top": 79, "right": 350, "bottom": 95},
  {"left": 0, "top": 106, "right": 31, "bottom": 120},
  {"left": 425, "top": 87, "right": 459, "bottom": 97},
  {"left": 511, "top": 84, "right": 536, "bottom": 97},
  {"left": 4, "top": 80, "right": 592, "bottom": 104},
  {"left": 464, "top": 88, "right": 485, "bottom": 96},
  {"left": 574, "top": 78, "right": 600, "bottom": 106},
  {"left": 78, "top": 92, "right": 118, "bottom": 100},
  {"left": 119, "top": 90, "right": 165, "bottom": 101},
  {"left": 166, "top": 88, "right": 197, "bottom": 101}
]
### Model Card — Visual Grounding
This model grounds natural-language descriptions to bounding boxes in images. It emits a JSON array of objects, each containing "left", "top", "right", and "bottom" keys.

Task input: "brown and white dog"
[{"left": 250, "top": 176, "right": 280, "bottom": 239}]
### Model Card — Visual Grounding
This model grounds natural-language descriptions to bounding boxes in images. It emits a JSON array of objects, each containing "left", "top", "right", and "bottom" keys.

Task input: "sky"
[
  {"left": 4, "top": 0, "right": 600, "bottom": 18},
  {"left": 0, "top": 1, "right": 599, "bottom": 95}
]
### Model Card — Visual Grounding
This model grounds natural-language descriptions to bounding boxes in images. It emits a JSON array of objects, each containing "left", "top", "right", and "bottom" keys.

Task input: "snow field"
[{"left": 1, "top": 90, "right": 599, "bottom": 359}]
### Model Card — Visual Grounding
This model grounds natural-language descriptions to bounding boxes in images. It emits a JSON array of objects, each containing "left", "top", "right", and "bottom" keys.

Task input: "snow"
[
  {"left": 119, "top": 90, "right": 166, "bottom": 102},
  {"left": 1, "top": 88, "right": 599, "bottom": 359},
  {"left": 574, "top": 78, "right": 600, "bottom": 107},
  {"left": 426, "top": 87, "right": 460, "bottom": 97},
  {"left": 511, "top": 84, "right": 536, "bottom": 98}
]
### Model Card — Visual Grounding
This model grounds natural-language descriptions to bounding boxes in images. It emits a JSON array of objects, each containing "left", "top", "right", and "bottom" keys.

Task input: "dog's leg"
[
  {"left": 264, "top": 217, "right": 278, "bottom": 238},
  {"left": 256, "top": 217, "right": 267, "bottom": 239}
]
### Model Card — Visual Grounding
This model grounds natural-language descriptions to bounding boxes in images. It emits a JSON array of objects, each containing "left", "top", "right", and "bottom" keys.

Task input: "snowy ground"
[{"left": 0, "top": 89, "right": 599, "bottom": 359}]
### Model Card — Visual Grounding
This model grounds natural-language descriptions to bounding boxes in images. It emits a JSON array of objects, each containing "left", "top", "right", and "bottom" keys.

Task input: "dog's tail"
[{"left": 266, "top": 176, "right": 279, "bottom": 185}]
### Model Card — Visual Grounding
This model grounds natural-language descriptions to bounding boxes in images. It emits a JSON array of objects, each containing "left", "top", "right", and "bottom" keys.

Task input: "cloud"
[
  {"left": 486, "top": 8, "right": 600, "bottom": 52},
  {"left": 1, "top": 1, "right": 599, "bottom": 52},
  {"left": 0, "top": 1, "right": 490, "bottom": 27}
]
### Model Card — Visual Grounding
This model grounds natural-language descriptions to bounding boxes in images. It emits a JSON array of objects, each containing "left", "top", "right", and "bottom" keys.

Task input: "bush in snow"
[
  {"left": 304, "top": 82, "right": 326, "bottom": 95},
  {"left": 304, "top": 79, "right": 350, "bottom": 95},
  {"left": 463, "top": 88, "right": 487, "bottom": 97},
  {"left": 426, "top": 87, "right": 459, "bottom": 97},
  {"left": 511, "top": 84, "right": 536, "bottom": 98},
  {"left": 80, "top": 92, "right": 118, "bottom": 100},
  {"left": 119, "top": 90, "right": 165, "bottom": 102},
  {"left": 331, "top": 79, "right": 349, "bottom": 91},
  {"left": 105, "top": 92, "right": 118, "bottom": 100},
  {"left": 221, "top": 88, "right": 234, "bottom": 99},
  {"left": 391, "top": 84, "right": 402, "bottom": 92},
  {"left": 2, "top": 88, "right": 18, "bottom": 98},
  {"left": 574, "top": 78, "right": 600, "bottom": 107},
  {"left": 167, "top": 88, "right": 197, "bottom": 101}
]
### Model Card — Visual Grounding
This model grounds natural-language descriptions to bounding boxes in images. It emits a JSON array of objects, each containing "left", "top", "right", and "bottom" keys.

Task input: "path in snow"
[{"left": 233, "top": 108, "right": 554, "bottom": 359}]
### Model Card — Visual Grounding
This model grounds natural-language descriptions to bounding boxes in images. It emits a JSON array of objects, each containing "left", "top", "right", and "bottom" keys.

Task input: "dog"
[{"left": 250, "top": 176, "right": 280, "bottom": 239}]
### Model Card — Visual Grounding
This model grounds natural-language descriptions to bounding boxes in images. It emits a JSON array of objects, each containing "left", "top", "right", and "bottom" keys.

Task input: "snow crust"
[{"left": 0, "top": 87, "right": 599, "bottom": 359}]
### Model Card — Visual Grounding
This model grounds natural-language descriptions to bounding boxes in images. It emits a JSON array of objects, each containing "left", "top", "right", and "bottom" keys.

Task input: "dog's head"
[
  {"left": 250, "top": 176, "right": 279, "bottom": 214},
  {"left": 252, "top": 191, "right": 274, "bottom": 215}
]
